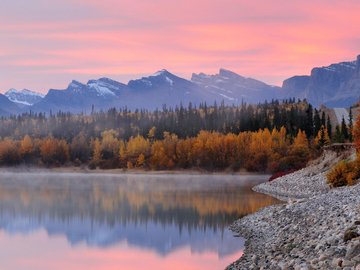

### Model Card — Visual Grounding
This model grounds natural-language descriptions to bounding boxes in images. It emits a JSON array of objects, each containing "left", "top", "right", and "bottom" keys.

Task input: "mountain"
[
  {"left": 5, "top": 89, "right": 44, "bottom": 106},
  {"left": 32, "top": 79, "right": 128, "bottom": 113},
  {"left": 191, "top": 68, "right": 283, "bottom": 104},
  {"left": 7, "top": 55, "right": 360, "bottom": 115},
  {"left": 0, "top": 93, "right": 20, "bottom": 116},
  {"left": 282, "top": 56, "right": 360, "bottom": 107},
  {"left": 30, "top": 69, "right": 261, "bottom": 113},
  {"left": 126, "top": 69, "right": 216, "bottom": 109},
  {"left": 31, "top": 69, "right": 283, "bottom": 114}
]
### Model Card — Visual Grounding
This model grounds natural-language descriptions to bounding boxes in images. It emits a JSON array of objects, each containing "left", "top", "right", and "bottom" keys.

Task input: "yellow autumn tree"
[
  {"left": 101, "top": 129, "right": 119, "bottom": 159},
  {"left": 40, "top": 137, "right": 69, "bottom": 165},
  {"left": 268, "top": 127, "right": 289, "bottom": 172},
  {"left": 150, "top": 132, "right": 178, "bottom": 169},
  {"left": 20, "top": 135, "right": 34, "bottom": 159},
  {"left": 92, "top": 138, "right": 102, "bottom": 166},
  {"left": 246, "top": 129, "right": 272, "bottom": 171},
  {"left": 288, "top": 129, "right": 310, "bottom": 169},
  {"left": 126, "top": 135, "right": 151, "bottom": 164},
  {"left": 148, "top": 127, "right": 156, "bottom": 142},
  {"left": 118, "top": 140, "right": 126, "bottom": 167},
  {"left": 0, "top": 139, "right": 20, "bottom": 165},
  {"left": 315, "top": 125, "right": 330, "bottom": 147},
  {"left": 136, "top": 153, "right": 146, "bottom": 167},
  {"left": 175, "top": 138, "right": 194, "bottom": 168}
]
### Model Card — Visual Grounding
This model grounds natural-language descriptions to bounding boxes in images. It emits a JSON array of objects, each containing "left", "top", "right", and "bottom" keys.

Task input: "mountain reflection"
[{"left": 0, "top": 172, "right": 278, "bottom": 257}]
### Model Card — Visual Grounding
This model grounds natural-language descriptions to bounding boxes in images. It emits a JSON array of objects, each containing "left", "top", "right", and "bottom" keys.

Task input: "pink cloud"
[{"left": 0, "top": 0, "right": 359, "bottom": 92}]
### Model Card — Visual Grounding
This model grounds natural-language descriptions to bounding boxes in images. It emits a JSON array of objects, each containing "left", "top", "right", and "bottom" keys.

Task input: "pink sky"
[
  {"left": 1, "top": 0, "right": 360, "bottom": 93},
  {"left": 0, "top": 230, "right": 242, "bottom": 270}
]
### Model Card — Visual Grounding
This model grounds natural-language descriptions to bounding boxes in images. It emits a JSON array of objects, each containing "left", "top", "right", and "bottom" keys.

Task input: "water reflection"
[{"left": 0, "top": 172, "right": 278, "bottom": 269}]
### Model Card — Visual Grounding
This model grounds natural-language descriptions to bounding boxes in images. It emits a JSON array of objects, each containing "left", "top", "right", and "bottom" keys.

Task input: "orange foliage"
[
  {"left": 0, "top": 126, "right": 314, "bottom": 172},
  {"left": 0, "top": 139, "right": 20, "bottom": 165},
  {"left": 40, "top": 137, "right": 69, "bottom": 165}
]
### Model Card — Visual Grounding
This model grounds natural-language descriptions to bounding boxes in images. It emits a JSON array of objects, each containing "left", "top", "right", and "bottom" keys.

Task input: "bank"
[{"left": 228, "top": 146, "right": 360, "bottom": 270}]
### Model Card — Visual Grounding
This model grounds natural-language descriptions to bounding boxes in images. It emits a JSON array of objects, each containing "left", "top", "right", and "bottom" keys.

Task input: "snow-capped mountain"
[
  {"left": 87, "top": 77, "right": 127, "bottom": 97},
  {"left": 32, "top": 79, "right": 126, "bottom": 113},
  {"left": 3, "top": 54, "right": 360, "bottom": 116},
  {"left": 125, "top": 69, "right": 215, "bottom": 108},
  {"left": 32, "top": 69, "right": 233, "bottom": 113},
  {"left": 192, "top": 68, "right": 283, "bottom": 104},
  {"left": 282, "top": 56, "right": 360, "bottom": 107},
  {"left": 5, "top": 89, "right": 44, "bottom": 106}
]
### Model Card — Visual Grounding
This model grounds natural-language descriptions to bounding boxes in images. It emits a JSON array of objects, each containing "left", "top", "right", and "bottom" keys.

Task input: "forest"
[{"left": 0, "top": 99, "right": 354, "bottom": 172}]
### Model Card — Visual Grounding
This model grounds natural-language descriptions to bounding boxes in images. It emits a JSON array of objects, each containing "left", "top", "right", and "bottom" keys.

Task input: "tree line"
[
  {"left": 0, "top": 128, "right": 313, "bottom": 172},
  {"left": 0, "top": 99, "right": 354, "bottom": 172}
]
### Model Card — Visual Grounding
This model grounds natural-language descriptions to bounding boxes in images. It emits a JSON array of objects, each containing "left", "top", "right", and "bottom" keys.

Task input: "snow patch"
[
  {"left": 218, "top": 93, "right": 235, "bottom": 101},
  {"left": 6, "top": 98, "right": 32, "bottom": 106},
  {"left": 88, "top": 82, "right": 116, "bottom": 96},
  {"left": 165, "top": 77, "right": 173, "bottom": 86},
  {"left": 5, "top": 88, "right": 45, "bottom": 106},
  {"left": 141, "top": 79, "right": 152, "bottom": 87},
  {"left": 334, "top": 108, "right": 350, "bottom": 125}
]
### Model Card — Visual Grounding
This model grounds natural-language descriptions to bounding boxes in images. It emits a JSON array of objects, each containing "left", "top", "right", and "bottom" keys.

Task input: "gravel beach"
[{"left": 228, "top": 148, "right": 360, "bottom": 270}]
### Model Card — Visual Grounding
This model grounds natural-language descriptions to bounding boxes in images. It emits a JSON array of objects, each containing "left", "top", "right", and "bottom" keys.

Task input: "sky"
[{"left": 0, "top": 0, "right": 360, "bottom": 93}]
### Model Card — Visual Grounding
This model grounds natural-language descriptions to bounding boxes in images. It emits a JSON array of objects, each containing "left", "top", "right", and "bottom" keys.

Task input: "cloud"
[{"left": 0, "top": 0, "right": 360, "bottom": 92}]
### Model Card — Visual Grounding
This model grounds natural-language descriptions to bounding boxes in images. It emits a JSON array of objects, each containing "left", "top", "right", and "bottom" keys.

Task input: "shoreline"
[
  {"left": 228, "top": 148, "right": 360, "bottom": 270},
  {"left": 0, "top": 166, "right": 268, "bottom": 176}
]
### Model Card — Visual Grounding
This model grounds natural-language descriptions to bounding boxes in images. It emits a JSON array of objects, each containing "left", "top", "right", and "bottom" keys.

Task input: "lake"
[{"left": 0, "top": 172, "right": 278, "bottom": 270}]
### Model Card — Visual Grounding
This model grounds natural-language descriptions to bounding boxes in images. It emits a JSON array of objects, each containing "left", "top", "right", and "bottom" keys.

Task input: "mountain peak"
[
  {"left": 219, "top": 68, "right": 241, "bottom": 78},
  {"left": 5, "top": 88, "right": 44, "bottom": 97},
  {"left": 68, "top": 80, "right": 85, "bottom": 89},
  {"left": 152, "top": 69, "right": 170, "bottom": 77},
  {"left": 5, "top": 88, "right": 44, "bottom": 106}
]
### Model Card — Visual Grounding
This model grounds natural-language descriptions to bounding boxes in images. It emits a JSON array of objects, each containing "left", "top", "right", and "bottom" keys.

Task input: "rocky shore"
[{"left": 228, "top": 148, "right": 360, "bottom": 270}]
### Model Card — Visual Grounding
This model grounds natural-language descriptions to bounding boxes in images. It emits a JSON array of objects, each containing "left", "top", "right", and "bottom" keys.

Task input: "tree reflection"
[{"left": 0, "top": 173, "right": 278, "bottom": 255}]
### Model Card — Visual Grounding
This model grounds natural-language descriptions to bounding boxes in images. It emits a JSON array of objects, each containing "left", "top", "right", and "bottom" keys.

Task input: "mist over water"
[{"left": 0, "top": 172, "right": 278, "bottom": 270}]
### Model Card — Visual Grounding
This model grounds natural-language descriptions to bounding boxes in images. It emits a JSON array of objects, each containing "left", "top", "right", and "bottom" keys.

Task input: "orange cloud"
[{"left": 0, "top": 0, "right": 359, "bottom": 92}]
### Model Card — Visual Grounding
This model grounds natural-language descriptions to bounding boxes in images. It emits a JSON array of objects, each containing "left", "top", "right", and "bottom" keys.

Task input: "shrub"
[{"left": 326, "top": 160, "right": 358, "bottom": 187}]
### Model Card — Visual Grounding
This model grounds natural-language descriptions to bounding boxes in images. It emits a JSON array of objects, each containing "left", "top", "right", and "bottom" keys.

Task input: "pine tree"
[
  {"left": 349, "top": 108, "right": 353, "bottom": 142},
  {"left": 334, "top": 125, "right": 344, "bottom": 143},
  {"left": 315, "top": 126, "right": 330, "bottom": 147},
  {"left": 314, "top": 109, "right": 321, "bottom": 136},
  {"left": 341, "top": 116, "right": 349, "bottom": 141},
  {"left": 305, "top": 104, "right": 314, "bottom": 137},
  {"left": 326, "top": 115, "right": 332, "bottom": 140}
]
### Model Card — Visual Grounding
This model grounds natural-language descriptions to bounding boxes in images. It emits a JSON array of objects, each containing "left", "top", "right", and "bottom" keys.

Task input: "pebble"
[{"left": 227, "top": 148, "right": 360, "bottom": 270}]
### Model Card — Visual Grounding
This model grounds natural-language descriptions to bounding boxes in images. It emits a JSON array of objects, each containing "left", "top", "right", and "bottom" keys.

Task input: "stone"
[
  {"left": 344, "top": 228, "right": 360, "bottom": 242},
  {"left": 346, "top": 243, "right": 360, "bottom": 259},
  {"left": 342, "top": 259, "right": 354, "bottom": 267}
]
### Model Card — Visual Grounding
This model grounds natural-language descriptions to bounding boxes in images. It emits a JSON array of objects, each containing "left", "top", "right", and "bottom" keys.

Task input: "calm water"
[{"left": 0, "top": 172, "right": 278, "bottom": 270}]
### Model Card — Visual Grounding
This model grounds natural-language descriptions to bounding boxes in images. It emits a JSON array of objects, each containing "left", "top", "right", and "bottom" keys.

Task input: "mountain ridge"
[{"left": 1, "top": 55, "right": 359, "bottom": 116}]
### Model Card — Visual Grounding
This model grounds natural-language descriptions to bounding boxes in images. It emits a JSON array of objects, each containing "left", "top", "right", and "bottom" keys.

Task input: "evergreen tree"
[
  {"left": 315, "top": 125, "right": 330, "bottom": 147},
  {"left": 334, "top": 125, "right": 344, "bottom": 143},
  {"left": 349, "top": 108, "right": 353, "bottom": 142},
  {"left": 341, "top": 116, "right": 349, "bottom": 141},
  {"left": 305, "top": 104, "right": 314, "bottom": 137},
  {"left": 313, "top": 109, "right": 321, "bottom": 136},
  {"left": 326, "top": 115, "right": 332, "bottom": 139}
]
